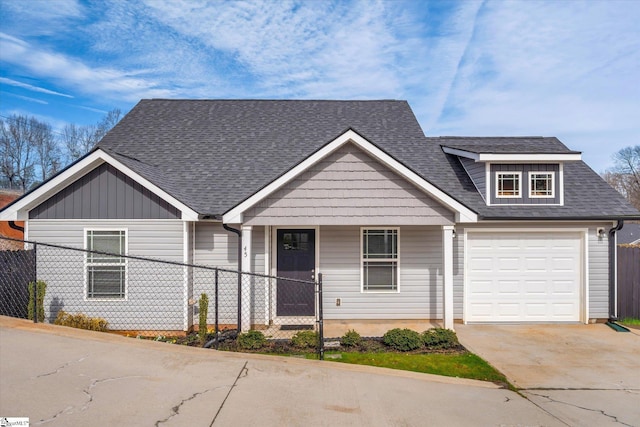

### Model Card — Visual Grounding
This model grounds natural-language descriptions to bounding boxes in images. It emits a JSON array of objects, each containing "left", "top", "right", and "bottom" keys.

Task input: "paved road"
[
  {"left": 456, "top": 323, "right": 640, "bottom": 427},
  {"left": 0, "top": 317, "right": 562, "bottom": 426}
]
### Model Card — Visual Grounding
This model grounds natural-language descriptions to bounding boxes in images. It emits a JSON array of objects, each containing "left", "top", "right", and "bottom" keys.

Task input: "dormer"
[{"left": 440, "top": 137, "right": 582, "bottom": 206}]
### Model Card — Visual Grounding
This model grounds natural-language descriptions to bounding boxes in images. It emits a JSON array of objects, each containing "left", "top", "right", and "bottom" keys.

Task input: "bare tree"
[
  {"left": 63, "top": 108, "right": 122, "bottom": 162},
  {"left": 33, "top": 120, "right": 61, "bottom": 183},
  {"left": 603, "top": 145, "right": 640, "bottom": 210},
  {"left": 0, "top": 115, "right": 37, "bottom": 191}
]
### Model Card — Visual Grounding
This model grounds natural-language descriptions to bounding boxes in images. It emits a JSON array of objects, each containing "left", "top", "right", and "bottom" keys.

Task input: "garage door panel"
[{"left": 467, "top": 232, "right": 582, "bottom": 323}]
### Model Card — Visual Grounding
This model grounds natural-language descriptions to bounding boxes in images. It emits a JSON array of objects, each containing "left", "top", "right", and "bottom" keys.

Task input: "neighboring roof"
[
  {"left": 617, "top": 222, "right": 640, "bottom": 244},
  {"left": 4, "top": 99, "right": 638, "bottom": 222}
]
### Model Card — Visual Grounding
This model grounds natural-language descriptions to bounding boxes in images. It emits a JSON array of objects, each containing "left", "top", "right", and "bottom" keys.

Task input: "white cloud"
[{"left": 0, "top": 76, "right": 73, "bottom": 98}]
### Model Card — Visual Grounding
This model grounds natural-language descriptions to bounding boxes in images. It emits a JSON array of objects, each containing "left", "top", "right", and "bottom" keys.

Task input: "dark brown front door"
[{"left": 277, "top": 229, "right": 316, "bottom": 316}]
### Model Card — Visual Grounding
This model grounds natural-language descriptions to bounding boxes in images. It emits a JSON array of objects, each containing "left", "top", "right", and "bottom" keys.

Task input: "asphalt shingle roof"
[{"left": 95, "top": 99, "right": 640, "bottom": 220}]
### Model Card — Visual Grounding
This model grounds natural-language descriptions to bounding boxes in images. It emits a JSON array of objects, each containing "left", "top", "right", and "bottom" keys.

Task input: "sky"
[{"left": 0, "top": 0, "right": 638, "bottom": 172}]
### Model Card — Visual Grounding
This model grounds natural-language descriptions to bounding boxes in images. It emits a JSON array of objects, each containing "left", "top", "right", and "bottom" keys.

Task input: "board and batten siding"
[
  {"left": 453, "top": 223, "right": 611, "bottom": 320},
  {"left": 320, "top": 225, "right": 443, "bottom": 320},
  {"left": 28, "top": 220, "right": 185, "bottom": 330},
  {"left": 29, "top": 163, "right": 180, "bottom": 220},
  {"left": 489, "top": 164, "right": 561, "bottom": 205},
  {"left": 459, "top": 157, "right": 486, "bottom": 201},
  {"left": 244, "top": 143, "right": 455, "bottom": 226},
  {"left": 192, "top": 222, "right": 266, "bottom": 325}
]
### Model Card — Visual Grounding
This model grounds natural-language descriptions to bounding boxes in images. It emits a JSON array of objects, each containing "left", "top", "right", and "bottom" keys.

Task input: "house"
[
  {"left": 1, "top": 99, "right": 639, "bottom": 336},
  {"left": 617, "top": 222, "right": 640, "bottom": 245},
  {"left": 0, "top": 189, "right": 24, "bottom": 250}
]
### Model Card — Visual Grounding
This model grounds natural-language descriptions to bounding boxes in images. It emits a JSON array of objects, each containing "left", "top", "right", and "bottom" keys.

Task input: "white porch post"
[
  {"left": 241, "top": 225, "right": 253, "bottom": 332},
  {"left": 442, "top": 225, "right": 455, "bottom": 330}
]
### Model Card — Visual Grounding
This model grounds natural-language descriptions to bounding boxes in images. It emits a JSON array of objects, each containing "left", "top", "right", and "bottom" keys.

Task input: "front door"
[{"left": 277, "top": 229, "right": 316, "bottom": 316}]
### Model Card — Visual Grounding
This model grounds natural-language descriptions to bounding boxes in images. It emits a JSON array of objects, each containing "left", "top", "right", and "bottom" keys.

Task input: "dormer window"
[
  {"left": 496, "top": 172, "right": 521, "bottom": 198},
  {"left": 529, "top": 172, "right": 554, "bottom": 198}
]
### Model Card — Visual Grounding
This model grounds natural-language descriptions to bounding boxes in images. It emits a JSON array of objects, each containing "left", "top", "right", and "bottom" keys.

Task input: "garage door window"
[{"left": 362, "top": 228, "right": 399, "bottom": 292}]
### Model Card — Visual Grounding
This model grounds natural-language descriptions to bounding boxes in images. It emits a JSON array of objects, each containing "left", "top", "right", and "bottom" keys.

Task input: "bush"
[
  {"left": 340, "top": 329, "right": 362, "bottom": 347},
  {"left": 199, "top": 293, "right": 209, "bottom": 344},
  {"left": 382, "top": 328, "right": 422, "bottom": 351},
  {"left": 422, "top": 328, "right": 459, "bottom": 349},
  {"left": 27, "top": 280, "right": 46, "bottom": 322},
  {"left": 291, "top": 330, "right": 318, "bottom": 349},
  {"left": 54, "top": 311, "right": 109, "bottom": 332},
  {"left": 237, "top": 330, "right": 267, "bottom": 350}
]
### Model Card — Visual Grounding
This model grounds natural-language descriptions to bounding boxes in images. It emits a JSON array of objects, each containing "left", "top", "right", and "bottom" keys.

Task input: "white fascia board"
[
  {"left": 0, "top": 149, "right": 199, "bottom": 221},
  {"left": 441, "top": 146, "right": 581, "bottom": 163},
  {"left": 223, "top": 129, "right": 478, "bottom": 224}
]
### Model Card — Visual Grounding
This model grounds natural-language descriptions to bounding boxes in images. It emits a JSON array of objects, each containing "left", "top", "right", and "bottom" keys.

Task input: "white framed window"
[
  {"left": 529, "top": 172, "right": 555, "bottom": 198},
  {"left": 361, "top": 228, "right": 399, "bottom": 292},
  {"left": 496, "top": 172, "right": 521, "bottom": 198},
  {"left": 85, "top": 229, "right": 127, "bottom": 299}
]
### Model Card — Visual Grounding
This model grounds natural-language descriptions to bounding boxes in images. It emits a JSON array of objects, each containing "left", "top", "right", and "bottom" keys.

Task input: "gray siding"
[
  {"left": 244, "top": 143, "right": 455, "bottom": 226},
  {"left": 192, "top": 223, "right": 267, "bottom": 326},
  {"left": 30, "top": 163, "right": 180, "bottom": 220},
  {"left": 459, "top": 157, "right": 486, "bottom": 201},
  {"left": 490, "top": 164, "right": 561, "bottom": 205},
  {"left": 320, "top": 225, "right": 443, "bottom": 320},
  {"left": 454, "top": 222, "right": 611, "bottom": 320},
  {"left": 28, "top": 220, "right": 185, "bottom": 330}
]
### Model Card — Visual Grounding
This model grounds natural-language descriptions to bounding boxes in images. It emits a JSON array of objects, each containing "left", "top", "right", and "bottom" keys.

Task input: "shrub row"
[
  {"left": 382, "top": 328, "right": 459, "bottom": 351},
  {"left": 54, "top": 310, "right": 109, "bottom": 332}
]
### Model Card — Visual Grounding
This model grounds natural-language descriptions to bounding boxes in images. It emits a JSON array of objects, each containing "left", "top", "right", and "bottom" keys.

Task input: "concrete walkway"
[
  {"left": 456, "top": 323, "right": 640, "bottom": 427},
  {"left": 0, "top": 317, "right": 563, "bottom": 427}
]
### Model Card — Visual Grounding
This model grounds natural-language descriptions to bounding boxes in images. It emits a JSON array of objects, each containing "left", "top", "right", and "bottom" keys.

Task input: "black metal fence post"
[
  {"left": 33, "top": 242, "right": 38, "bottom": 323},
  {"left": 317, "top": 273, "right": 324, "bottom": 360},
  {"left": 214, "top": 268, "right": 219, "bottom": 349}
]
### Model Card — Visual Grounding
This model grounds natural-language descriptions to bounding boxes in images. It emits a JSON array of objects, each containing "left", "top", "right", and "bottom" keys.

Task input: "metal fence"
[{"left": 0, "top": 235, "right": 324, "bottom": 358}]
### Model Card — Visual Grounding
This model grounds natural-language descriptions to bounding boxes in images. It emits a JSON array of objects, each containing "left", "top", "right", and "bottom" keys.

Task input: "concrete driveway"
[
  {"left": 0, "top": 317, "right": 563, "bottom": 427},
  {"left": 456, "top": 323, "right": 640, "bottom": 427}
]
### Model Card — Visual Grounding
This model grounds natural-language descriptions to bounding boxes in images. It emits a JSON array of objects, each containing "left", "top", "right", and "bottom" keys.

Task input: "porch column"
[
  {"left": 442, "top": 225, "right": 454, "bottom": 330},
  {"left": 241, "top": 225, "right": 253, "bottom": 332}
]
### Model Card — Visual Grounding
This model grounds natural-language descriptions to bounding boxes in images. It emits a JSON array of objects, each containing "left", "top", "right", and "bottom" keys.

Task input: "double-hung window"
[
  {"left": 86, "top": 230, "right": 127, "bottom": 299},
  {"left": 496, "top": 172, "right": 521, "bottom": 198},
  {"left": 362, "top": 228, "right": 399, "bottom": 292},
  {"left": 529, "top": 172, "right": 554, "bottom": 198}
]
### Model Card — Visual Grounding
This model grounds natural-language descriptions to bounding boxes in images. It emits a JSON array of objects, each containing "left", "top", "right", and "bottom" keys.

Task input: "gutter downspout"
[
  {"left": 8, "top": 221, "right": 25, "bottom": 233},
  {"left": 608, "top": 220, "right": 624, "bottom": 321},
  {"left": 223, "top": 223, "right": 242, "bottom": 333}
]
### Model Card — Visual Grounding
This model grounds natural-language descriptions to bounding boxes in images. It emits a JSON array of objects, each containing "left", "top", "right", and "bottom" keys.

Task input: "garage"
[{"left": 465, "top": 231, "right": 584, "bottom": 323}]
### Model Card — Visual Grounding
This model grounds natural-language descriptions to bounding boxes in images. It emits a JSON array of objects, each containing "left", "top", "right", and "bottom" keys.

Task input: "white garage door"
[{"left": 466, "top": 232, "right": 582, "bottom": 322}]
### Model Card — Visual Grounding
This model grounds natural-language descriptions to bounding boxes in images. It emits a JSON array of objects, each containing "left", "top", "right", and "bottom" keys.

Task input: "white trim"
[
  {"left": 442, "top": 225, "right": 454, "bottom": 330},
  {"left": 264, "top": 226, "right": 271, "bottom": 326},
  {"left": 485, "top": 163, "right": 491, "bottom": 206},
  {"left": 528, "top": 171, "right": 555, "bottom": 198},
  {"left": 0, "top": 149, "right": 199, "bottom": 221},
  {"left": 183, "top": 221, "right": 190, "bottom": 332},
  {"left": 241, "top": 225, "right": 253, "bottom": 332},
  {"left": 559, "top": 163, "right": 565, "bottom": 206},
  {"left": 463, "top": 228, "right": 588, "bottom": 324},
  {"left": 441, "top": 146, "right": 582, "bottom": 162},
  {"left": 360, "top": 227, "right": 400, "bottom": 293},
  {"left": 495, "top": 171, "right": 522, "bottom": 198},
  {"left": 83, "top": 227, "right": 128, "bottom": 302},
  {"left": 224, "top": 130, "right": 478, "bottom": 224}
]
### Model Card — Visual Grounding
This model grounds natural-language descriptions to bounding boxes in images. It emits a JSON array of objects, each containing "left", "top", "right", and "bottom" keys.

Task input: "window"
[
  {"left": 496, "top": 172, "right": 521, "bottom": 198},
  {"left": 529, "top": 172, "right": 554, "bottom": 198},
  {"left": 362, "top": 229, "right": 399, "bottom": 292},
  {"left": 86, "top": 230, "right": 127, "bottom": 299}
]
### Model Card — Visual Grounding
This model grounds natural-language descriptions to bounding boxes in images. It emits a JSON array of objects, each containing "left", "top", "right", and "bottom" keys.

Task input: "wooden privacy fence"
[{"left": 617, "top": 245, "right": 640, "bottom": 319}]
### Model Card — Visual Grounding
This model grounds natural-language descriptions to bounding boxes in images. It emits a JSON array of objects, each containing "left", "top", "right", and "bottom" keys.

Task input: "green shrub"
[
  {"left": 291, "top": 330, "right": 318, "bottom": 349},
  {"left": 54, "top": 311, "right": 109, "bottom": 332},
  {"left": 237, "top": 330, "right": 267, "bottom": 350},
  {"left": 199, "top": 293, "right": 209, "bottom": 344},
  {"left": 27, "top": 280, "right": 46, "bottom": 322},
  {"left": 340, "top": 329, "right": 362, "bottom": 347},
  {"left": 422, "top": 328, "right": 459, "bottom": 349},
  {"left": 382, "top": 328, "right": 422, "bottom": 351}
]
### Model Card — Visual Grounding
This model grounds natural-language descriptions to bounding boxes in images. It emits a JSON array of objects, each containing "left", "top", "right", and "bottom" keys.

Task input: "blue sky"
[{"left": 1, "top": 0, "right": 638, "bottom": 172}]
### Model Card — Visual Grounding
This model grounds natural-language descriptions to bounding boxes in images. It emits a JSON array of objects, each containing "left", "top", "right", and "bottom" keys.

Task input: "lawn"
[
  {"left": 321, "top": 351, "right": 510, "bottom": 386},
  {"left": 619, "top": 318, "right": 640, "bottom": 327}
]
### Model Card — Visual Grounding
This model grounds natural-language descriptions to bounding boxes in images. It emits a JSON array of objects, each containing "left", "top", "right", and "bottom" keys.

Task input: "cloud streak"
[{"left": 0, "top": 76, "right": 73, "bottom": 98}]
